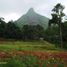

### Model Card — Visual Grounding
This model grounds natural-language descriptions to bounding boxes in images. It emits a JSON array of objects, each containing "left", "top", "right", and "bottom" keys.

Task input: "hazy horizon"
[{"left": 0, "top": 0, "right": 67, "bottom": 22}]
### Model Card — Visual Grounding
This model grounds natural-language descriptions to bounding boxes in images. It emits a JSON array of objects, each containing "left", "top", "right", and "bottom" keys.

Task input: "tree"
[
  {"left": 49, "top": 3, "right": 65, "bottom": 48},
  {"left": 0, "top": 17, "right": 6, "bottom": 38},
  {"left": 22, "top": 25, "right": 44, "bottom": 40},
  {"left": 5, "top": 20, "right": 22, "bottom": 39},
  {"left": 62, "top": 22, "right": 67, "bottom": 39}
]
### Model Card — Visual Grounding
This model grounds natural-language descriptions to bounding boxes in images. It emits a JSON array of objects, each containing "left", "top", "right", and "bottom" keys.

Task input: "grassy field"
[
  {"left": 0, "top": 40, "right": 67, "bottom": 67},
  {"left": 0, "top": 40, "right": 63, "bottom": 52}
]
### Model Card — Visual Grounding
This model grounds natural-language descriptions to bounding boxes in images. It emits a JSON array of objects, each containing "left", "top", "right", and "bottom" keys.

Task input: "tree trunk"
[{"left": 59, "top": 18, "right": 63, "bottom": 48}]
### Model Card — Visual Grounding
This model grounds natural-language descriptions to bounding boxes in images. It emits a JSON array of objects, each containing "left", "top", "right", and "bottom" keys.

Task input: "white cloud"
[
  {"left": 0, "top": 0, "right": 67, "bottom": 22},
  {"left": 4, "top": 13, "right": 20, "bottom": 22}
]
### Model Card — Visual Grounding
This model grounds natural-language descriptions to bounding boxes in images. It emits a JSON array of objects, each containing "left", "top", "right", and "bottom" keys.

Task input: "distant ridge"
[{"left": 15, "top": 8, "right": 49, "bottom": 29}]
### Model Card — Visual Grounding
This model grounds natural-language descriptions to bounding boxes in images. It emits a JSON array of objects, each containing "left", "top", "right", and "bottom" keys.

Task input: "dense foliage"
[{"left": 0, "top": 19, "right": 45, "bottom": 40}]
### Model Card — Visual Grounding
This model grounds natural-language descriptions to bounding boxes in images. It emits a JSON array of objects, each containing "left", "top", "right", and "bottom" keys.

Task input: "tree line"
[
  {"left": 0, "top": 17, "right": 67, "bottom": 44},
  {"left": 0, "top": 18, "right": 45, "bottom": 40}
]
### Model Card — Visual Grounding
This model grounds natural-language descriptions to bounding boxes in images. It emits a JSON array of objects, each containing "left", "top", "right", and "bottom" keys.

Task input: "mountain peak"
[
  {"left": 27, "top": 8, "right": 35, "bottom": 14},
  {"left": 28, "top": 8, "right": 34, "bottom": 12}
]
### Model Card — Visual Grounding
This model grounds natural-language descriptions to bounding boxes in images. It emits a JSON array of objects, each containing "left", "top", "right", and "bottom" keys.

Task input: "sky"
[{"left": 0, "top": 0, "right": 67, "bottom": 22}]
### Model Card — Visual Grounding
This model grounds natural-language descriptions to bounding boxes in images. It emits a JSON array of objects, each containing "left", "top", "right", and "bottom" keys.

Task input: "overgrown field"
[
  {"left": 0, "top": 51, "right": 67, "bottom": 67},
  {"left": 0, "top": 40, "right": 67, "bottom": 67}
]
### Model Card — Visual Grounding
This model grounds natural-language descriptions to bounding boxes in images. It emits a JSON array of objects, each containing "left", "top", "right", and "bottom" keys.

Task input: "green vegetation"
[
  {"left": 0, "top": 55, "right": 66, "bottom": 67},
  {"left": 0, "top": 41, "right": 61, "bottom": 52}
]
